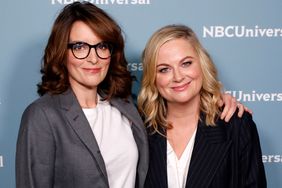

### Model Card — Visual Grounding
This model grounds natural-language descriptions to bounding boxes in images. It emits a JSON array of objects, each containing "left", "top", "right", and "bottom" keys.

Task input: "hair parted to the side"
[
  {"left": 138, "top": 24, "right": 222, "bottom": 134},
  {"left": 37, "top": 1, "right": 132, "bottom": 100}
]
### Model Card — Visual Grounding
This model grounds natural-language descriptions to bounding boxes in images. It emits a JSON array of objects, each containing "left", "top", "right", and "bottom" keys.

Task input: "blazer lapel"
[
  {"left": 109, "top": 97, "right": 144, "bottom": 133},
  {"left": 58, "top": 89, "right": 109, "bottom": 183},
  {"left": 110, "top": 96, "right": 149, "bottom": 188},
  {"left": 148, "top": 132, "right": 168, "bottom": 188},
  {"left": 109, "top": 96, "right": 148, "bottom": 150},
  {"left": 185, "top": 120, "right": 232, "bottom": 188}
]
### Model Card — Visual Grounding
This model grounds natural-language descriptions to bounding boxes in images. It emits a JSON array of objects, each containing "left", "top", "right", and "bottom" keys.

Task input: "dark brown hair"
[{"left": 37, "top": 2, "right": 132, "bottom": 99}]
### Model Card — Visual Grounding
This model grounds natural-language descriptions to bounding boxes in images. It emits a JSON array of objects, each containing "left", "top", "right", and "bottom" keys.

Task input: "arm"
[
  {"left": 219, "top": 93, "right": 252, "bottom": 122},
  {"left": 16, "top": 103, "right": 55, "bottom": 188}
]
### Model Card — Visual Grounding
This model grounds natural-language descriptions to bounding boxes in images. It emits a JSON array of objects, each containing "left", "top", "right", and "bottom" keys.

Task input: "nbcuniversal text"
[
  {"left": 51, "top": 0, "right": 150, "bottom": 5},
  {"left": 203, "top": 25, "right": 282, "bottom": 38},
  {"left": 226, "top": 90, "right": 282, "bottom": 102}
]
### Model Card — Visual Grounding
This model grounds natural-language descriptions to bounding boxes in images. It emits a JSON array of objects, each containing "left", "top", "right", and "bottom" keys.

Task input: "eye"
[
  {"left": 97, "top": 42, "right": 111, "bottom": 51},
  {"left": 158, "top": 67, "right": 170, "bottom": 73},
  {"left": 182, "top": 61, "right": 192, "bottom": 67},
  {"left": 73, "top": 42, "right": 88, "bottom": 51}
]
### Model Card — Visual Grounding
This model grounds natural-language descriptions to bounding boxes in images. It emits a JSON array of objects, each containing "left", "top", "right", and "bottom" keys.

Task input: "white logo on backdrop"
[
  {"left": 0, "top": 156, "right": 3, "bottom": 168},
  {"left": 51, "top": 0, "right": 151, "bottom": 5},
  {"left": 225, "top": 90, "right": 282, "bottom": 102},
  {"left": 203, "top": 25, "right": 282, "bottom": 38},
  {"left": 262, "top": 155, "right": 282, "bottom": 163},
  {"left": 128, "top": 62, "right": 143, "bottom": 71}
]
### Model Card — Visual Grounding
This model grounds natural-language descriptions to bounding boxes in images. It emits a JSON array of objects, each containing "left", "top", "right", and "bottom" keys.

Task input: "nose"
[
  {"left": 86, "top": 48, "right": 98, "bottom": 64},
  {"left": 173, "top": 68, "right": 184, "bottom": 82}
]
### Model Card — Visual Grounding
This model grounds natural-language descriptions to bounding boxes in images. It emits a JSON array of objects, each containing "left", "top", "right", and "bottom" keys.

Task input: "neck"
[
  {"left": 167, "top": 95, "right": 200, "bottom": 129},
  {"left": 71, "top": 84, "right": 98, "bottom": 108},
  {"left": 166, "top": 96, "right": 200, "bottom": 159}
]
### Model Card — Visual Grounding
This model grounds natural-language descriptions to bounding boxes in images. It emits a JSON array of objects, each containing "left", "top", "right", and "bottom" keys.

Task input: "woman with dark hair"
[
  {"left": 16, "top": 2, "right": 248, "bottom": 188},
  {"left": 16, "top": 2, "right": 147, "bottom": 188}
]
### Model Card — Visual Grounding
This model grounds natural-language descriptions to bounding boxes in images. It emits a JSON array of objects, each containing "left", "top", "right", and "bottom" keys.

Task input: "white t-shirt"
[
  {"left": 167, "top": 128, "right": 197, "bottom": 188},
  {"left": 83, "top": 95, "right": 138, "bottom": 188}
]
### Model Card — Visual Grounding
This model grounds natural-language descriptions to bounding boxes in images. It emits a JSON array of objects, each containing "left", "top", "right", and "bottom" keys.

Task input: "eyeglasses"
[{"left": 68, "top": 41, "right": 113, "bottom": 60}]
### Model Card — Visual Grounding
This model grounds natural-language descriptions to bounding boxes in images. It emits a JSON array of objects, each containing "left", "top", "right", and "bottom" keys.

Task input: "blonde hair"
[{"left": 138, "top": 24, "right": 222, "bottom": 134}]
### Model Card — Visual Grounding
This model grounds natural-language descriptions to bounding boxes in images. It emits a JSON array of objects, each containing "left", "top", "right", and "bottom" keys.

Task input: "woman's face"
[
  {"left": 67, "top": 21, "right": 111, "bottom": 91},
  {"left": 155, "top": 38, "right": 203, "bottom": 105}
]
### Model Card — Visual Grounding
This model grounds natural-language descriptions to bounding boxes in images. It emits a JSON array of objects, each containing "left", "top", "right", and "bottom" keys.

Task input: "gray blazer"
[{"left": 16, "top": 89, "right": 149, "bottom": 188}]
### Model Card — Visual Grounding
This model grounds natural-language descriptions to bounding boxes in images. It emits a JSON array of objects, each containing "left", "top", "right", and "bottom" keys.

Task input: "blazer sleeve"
[
  {"left": 16, "top": 102, "right": 55, "bottom": 188},
  {"left": 238, "top": 113, "right": 267, "bottom": 188}
]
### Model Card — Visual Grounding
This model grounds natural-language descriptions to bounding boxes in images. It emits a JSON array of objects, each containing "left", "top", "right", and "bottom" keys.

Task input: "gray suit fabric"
[{"left": 16, "top": 89, "right": 149, "bottom": 188}]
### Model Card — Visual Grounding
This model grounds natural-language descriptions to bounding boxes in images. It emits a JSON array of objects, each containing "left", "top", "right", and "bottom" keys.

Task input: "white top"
[
  {"left": 83, "top": 95, "right": 138, "bottom": 188},
  {"left": 167, "top": 128, "right": 197, "bottom": 188}
]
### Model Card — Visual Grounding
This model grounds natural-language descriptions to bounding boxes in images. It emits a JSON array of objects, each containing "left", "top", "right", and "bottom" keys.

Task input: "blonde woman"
[{"left": 138, "top": 25, "right": 266, "bottom": 188}]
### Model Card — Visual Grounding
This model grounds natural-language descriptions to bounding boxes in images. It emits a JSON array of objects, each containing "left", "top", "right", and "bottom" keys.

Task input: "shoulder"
[
  {"left": 110, "top": 95, "right": 144, "bottom": 127},
  {"left": 228, "top": 111, "right": 256, "bottom": 133},
  {"left": 223, "top": 111, "right": 260, "bottom": 146},
  {"left": 23, "top": 93, "right": 58, "bottom": 115},
  {"left": 19, "top": 94, "right": 61, "bottom": 136},
  {"left": 20, "top": 93, "right": 65, "bottom": 127},
  {"left": 118, "top": 94, "right": 136, "bottom": 105},
  {"left": 110, "top": 95, "right": 138, "bottom": 112}
]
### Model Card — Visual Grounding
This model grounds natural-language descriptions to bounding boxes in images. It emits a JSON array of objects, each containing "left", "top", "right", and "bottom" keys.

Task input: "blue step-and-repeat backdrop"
[{"left": 0, "top": 0, "right": 281, "bottom": 187}]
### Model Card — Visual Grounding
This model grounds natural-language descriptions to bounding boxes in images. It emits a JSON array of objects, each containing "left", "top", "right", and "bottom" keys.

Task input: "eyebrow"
[
  {"left": 68, "top": 40, "right": 103, "bottom": 44},
  {"left": 156, "top": 55, "right": 194, "bottom": 67}
]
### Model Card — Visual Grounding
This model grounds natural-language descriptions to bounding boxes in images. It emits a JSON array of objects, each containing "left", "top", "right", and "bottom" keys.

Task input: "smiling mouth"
[
  {"left": 83, "top": 68, "right": 101, "bottom": 73},
  {"left": 171, "top": 82, "right": 191, "bottom": 91}
]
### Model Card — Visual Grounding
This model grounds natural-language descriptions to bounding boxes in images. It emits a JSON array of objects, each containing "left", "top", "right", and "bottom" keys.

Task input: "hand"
[
  {"left": 236, "top": 102, "right": 253, "bottom": 117},
  {"left": 218, "top": 93, "right": 253, "bottom": 122}
]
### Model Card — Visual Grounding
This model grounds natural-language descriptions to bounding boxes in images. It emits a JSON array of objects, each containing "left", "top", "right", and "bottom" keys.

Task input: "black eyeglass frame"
[{"left": 67, "top": 41, "right": 113, "bottom": 60}]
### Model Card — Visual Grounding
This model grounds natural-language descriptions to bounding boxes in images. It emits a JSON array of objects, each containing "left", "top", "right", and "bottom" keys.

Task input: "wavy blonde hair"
[{"left": 138, "top": 25, "right": 222, "bottom": 133}]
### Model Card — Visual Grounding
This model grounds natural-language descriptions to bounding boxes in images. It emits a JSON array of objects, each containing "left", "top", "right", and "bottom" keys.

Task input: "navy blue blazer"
[{"left": 145, "top": 112, "right": 266, "bottom": 188}]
